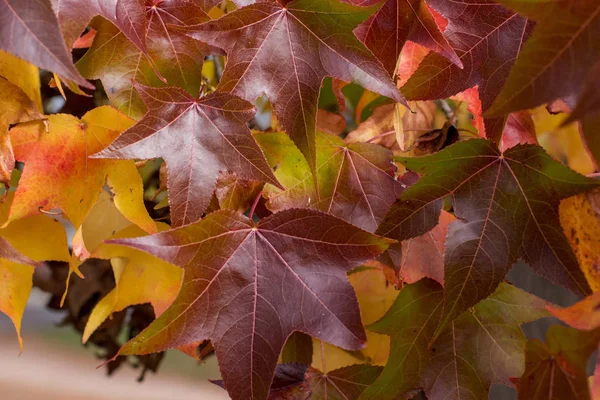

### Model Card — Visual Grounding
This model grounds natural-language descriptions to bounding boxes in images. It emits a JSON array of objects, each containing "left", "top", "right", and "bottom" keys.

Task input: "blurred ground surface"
[{"left": 0, "top": 289, "right": 229, "bottom": 400}]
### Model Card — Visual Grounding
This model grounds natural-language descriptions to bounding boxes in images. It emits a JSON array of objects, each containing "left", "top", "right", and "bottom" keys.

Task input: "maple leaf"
[
  {"left": 559, "top": 189, "right": 600, "bottom": 292},
  {"left": 572, "top": 64, "right": 600, "bottom": 168},
  {"left": 7, "top": 106, "right": 155, "bottom": 231},
  {"left": 181, "top": 0, "right": 404, "bottom": 174},
  {"left": 50, "top": 0, "right": 147, "bottom": 53},
  {"left": 311, "top": 265, "right": 401, "bottom": 370},
  {"left": 77, "top": 2, "right": 210, "bottom": 119},
  {"left": 0, "top": 50, "right": 43, "bottom": 111},
  {"left": 488, "top": 0, "right": 600, "bottom": 119},
  {"left": 264, "top": 363, "right": 383, "bottom": 400},
  {"left": 361, "top": 280, "right": 549, "bottom": 400},
  {"left": 343, "top": 0, "right": 461, "bottom": 76},
  {"left": 215, "top": 173, "right": 263, "bottom": 213},
  {"left": 396, "top": 42, "right": 430, "bottom": 88},
  {"left": 517, "top": 325, "right": 600, "bottom": 400},
  {"left": 108, "top": 208, "right": 392, "bottom": 400},
  {"left": 401, "top": 0, "right": 532, "bottom": 143},
  {"left": 500, "top": 111, "right": 538, "bottom": 151},
  {"left": 397, "top": 210, "right": 453, "bottom": 286},
  {"left": 549, "top": 289, "right": 600, "bottom": 332},
  {"left": 567, "top": 61, "right": 600, "bottom": 125},
  {"left": 377, "top": 139, "right": 598, "bottom": 336},
  {"left": 359, "top": 279, "right": 443, "bottom": 400},
  {"left": 82, "top": 223, "right": 182, "bottom": 344},
  {"left": 0, "top": 0, "right": 92, "bottom": 89},
  {"left": 0, "top": 191, "right": 70, "bottom": 351},
  {"left": 256, "top": 131, "right": 404, "bottom": 233},
  {"left": 94, "top": 84, "right": 280, "bottom": 227},
  {"left": 420, "top": 283, "right": 549, "bottom": 400},
  {"left": 281, "top": 331, "right": 313, "bottom": 365},
  {"left": 0, "top": 236, "right": 37, "bottom": 267},
  {"left": 0, "top": 77, "right": 44, "bottom": 188}
]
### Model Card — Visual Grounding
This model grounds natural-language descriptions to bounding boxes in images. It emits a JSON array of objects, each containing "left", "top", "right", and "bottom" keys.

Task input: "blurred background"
[{"left": 0, "top": 288, "right": 229, "bottom": 400}]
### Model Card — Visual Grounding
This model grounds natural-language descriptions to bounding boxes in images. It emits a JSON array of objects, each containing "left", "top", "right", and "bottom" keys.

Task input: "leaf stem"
[
  {"left": 365, "top": 130, "right": 395, "bottom": 144},
  {"left": 249, "top": 190, "right": 263, "bottom": 220}
]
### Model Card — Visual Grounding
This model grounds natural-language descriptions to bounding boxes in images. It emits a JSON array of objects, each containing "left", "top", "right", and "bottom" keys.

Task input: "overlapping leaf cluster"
[{"left": 0, "top": 0, "right": 599, "bottom": 399}]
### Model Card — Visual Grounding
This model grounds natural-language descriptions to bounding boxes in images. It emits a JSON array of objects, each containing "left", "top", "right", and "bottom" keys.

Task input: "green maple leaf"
[
  {"left": 377, "top": 139, "right": 599, "bottom": 334},
  {"left": 362, "top": 280, "right": 549, "bottom": 400}
]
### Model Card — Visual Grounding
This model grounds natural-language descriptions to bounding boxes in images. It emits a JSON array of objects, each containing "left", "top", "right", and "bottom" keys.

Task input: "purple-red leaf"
[
  {"left": 256, "top": 131, "right": 404, "bottom": 233},
  {"left": 517, "top": 325, "right": 600, "bottom": 400},
  {"left": 110, "top": 208, "right": 392, "bottom": 400},
  {"left": 0, "top": 0, "right": 92, "bottom": 88},
  {"left": 51, "top": 0, "right": 147, "bottom": 52},
  {"left": 488, "top": 0, "right": 600, "bottom": 120},
  {"left": 378, "top": 139, "right": 598, "bottom": 337},
  {"left": 344, "top": 0, "right": 461, "bottom": 76},
  {"left": 94, "top": 84, "right": 280, "bottom": 227},
  {"left": 181, "top": 0, "right": 404, "bottom": 173},
  {"left": 77, "top": 2, "right": 210, "bottom": 119},
  {"left": 401, "top": 0, "right": 532, "bottom": 143}
]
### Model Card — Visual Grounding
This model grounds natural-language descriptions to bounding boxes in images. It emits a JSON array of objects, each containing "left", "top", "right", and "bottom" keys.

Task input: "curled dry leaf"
[
  {"left": 394, "top": 100, "right": 437, "bottom": 152},
  {"left": 344, "top": 104, "right": 399, "bottom": 150}
]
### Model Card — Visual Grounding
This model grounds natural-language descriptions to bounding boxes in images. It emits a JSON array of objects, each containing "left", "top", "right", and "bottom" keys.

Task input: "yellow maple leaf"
[
  {"left": 560, "top": 189, "right": 600, "bottom": 291},
  {"left": 0, "top": 77, "right": 44, "bottom": 188},
  {"left": 0, "top": 191, "right": 70, "bottom": 351},
  {"left": 82, "top": 223, "right": 182, "bottom": 343},
  {"left": 313, "top": 266, "right": 399, "bottom": 370},
  {"left": 6, "top": 106, "right": 156, "bottom": 233},
  {"left": 0, "top": 50, "right": 42, "bottom": 111}
]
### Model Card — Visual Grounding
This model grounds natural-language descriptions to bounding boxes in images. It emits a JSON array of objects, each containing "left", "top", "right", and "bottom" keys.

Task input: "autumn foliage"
[{"left": 0, "top": 0, "right": 600, "bottom": 399}]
